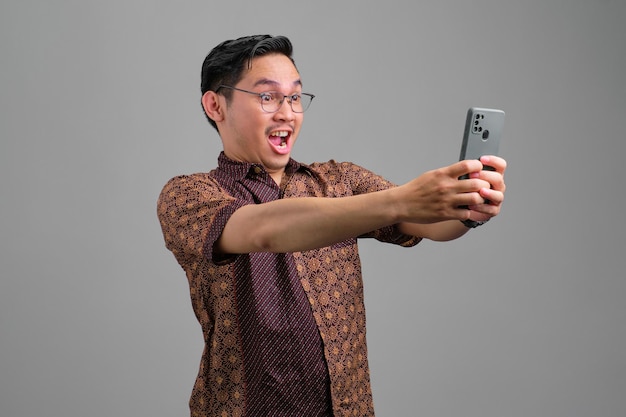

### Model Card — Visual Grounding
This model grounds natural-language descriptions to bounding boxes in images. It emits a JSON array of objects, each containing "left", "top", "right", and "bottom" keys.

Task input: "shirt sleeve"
[{"left": 156, "top": 174, "right": 250, "bottom": 265}]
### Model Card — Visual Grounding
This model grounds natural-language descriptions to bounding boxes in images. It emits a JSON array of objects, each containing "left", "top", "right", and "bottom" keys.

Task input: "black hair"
[{"left": 200, "top": 35, "right": 296, "bottom": 131}]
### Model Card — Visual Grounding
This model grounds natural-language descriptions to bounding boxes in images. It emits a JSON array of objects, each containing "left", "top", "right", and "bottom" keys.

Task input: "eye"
[
  {"left": 289, "top": 93, "right": 301, "bottom": 103},
  {"left": 259, "top": 92, "right": 275, "bottom": 103}
]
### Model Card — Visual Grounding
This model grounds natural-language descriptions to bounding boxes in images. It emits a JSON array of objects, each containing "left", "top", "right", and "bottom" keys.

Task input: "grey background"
[{"left": 1, "top": 1, "right": 625, "bottom": 416}]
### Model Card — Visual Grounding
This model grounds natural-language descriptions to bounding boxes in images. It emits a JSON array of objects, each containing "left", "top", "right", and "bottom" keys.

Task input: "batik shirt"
[{"left": 157, "top": 152, "right": 421, "bottom": 417}]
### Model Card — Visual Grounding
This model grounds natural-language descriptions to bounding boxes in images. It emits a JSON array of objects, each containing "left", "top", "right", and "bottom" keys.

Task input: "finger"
[
  {"left": 457, "top": 191, "right": 487, "bottom": 208},
  {"left": 449, "top": 159, "right": 483, "bottom": 179},
  {"left": 476, "top": 170, "right": 506, "bottom": 192},
  {"left": 456, "top": 205, "right": 492, "bottom": 222},
  {"left": 480, "top": 155, "right": 507, "bottom": 173},
  {"left": 467, "top": 203, "right": 500, "bottom": 218},
  {"left": 467, "top": 190, "right": 503, "bottom": 216},
  {"left": 479, "top": 187, "right": 504, "bottom": 205},
  {"left": 458, "top": 177, "right": 491, "bottom": 193}
]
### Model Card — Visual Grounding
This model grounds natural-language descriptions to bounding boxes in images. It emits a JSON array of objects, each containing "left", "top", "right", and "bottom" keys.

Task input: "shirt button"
[{"left": 253, "top": 166, "right": 262, "bottom": 174}]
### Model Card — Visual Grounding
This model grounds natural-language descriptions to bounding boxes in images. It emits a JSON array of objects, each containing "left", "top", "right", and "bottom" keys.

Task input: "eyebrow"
[{"left": 253, "top": 78, "right": 303, "bottom": 89}]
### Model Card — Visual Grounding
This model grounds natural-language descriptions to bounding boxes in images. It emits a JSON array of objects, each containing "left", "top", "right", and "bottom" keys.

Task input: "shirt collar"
[{"left": 216, "top": 151, "right": 313, "bottom": 181}]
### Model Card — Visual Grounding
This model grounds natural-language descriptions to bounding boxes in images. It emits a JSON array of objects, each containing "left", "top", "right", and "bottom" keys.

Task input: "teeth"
[{"left": 270, "top": 131, "right": 289, "bottom": 137}]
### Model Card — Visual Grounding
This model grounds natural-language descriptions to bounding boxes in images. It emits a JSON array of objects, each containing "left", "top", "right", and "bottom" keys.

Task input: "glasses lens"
[
  {"left": 292, "top": 94, "right": 312, "bottom": 113},
  {"left": 259, "top": 92, "right": 278, "bottom": 112},
  {"left": 302, "top": 94, "right": 314, "bottom": 112}
]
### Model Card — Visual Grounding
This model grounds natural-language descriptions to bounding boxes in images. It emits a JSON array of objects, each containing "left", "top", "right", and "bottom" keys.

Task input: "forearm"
[
  {"left": 216, "top": 188, "right": 401, "bottom": 254},
  {"left": 398, "top": 220, "right": 470, "bottom": 242}
]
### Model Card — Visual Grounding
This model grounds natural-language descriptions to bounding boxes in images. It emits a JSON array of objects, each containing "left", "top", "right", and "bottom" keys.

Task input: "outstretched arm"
[{"left": 216, "top": 158, "right": 505, "bottom": 254}]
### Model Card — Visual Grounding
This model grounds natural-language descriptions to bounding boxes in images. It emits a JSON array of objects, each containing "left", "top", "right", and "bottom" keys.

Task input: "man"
[{"left": 157, "top": 34, "right": 506, "bottom": 417}]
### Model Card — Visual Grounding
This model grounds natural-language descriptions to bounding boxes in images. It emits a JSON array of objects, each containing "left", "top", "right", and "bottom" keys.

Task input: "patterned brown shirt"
[{"left": 157, "top": 153, "right": 421, "bottom": 417}]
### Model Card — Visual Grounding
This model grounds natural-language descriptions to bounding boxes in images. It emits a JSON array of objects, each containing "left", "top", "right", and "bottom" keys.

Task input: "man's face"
[{"left": 218, "top": 53, "right": 304, "bottom": 181}]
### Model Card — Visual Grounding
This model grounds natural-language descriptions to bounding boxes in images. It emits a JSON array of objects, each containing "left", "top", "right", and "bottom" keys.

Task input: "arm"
[{"left": 216, "top": 158, "right": 504, "bottom": 254}]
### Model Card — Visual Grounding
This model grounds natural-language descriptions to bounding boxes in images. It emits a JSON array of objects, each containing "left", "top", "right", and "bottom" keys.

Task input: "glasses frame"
[{"left": 216, "top": 85, "right": 315, "bottom": 113}]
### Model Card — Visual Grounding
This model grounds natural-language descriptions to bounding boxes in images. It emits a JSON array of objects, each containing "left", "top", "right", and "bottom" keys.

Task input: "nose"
[{"left": 273, "top": 98, "right": 296, "bottom": 121}]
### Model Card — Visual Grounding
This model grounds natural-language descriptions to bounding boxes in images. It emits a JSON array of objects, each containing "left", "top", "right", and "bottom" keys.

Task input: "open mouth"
[{"left": 268, "top": 130, "right": 291, "bottom": 153}]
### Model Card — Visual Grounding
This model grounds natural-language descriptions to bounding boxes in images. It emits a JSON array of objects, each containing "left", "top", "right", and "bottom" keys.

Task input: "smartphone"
[
  {"left": 459, "top": 107, "right": 505, "bottom": 167},
  {"left": 458, "top": 107, "right": 504, "bottom": 207}
]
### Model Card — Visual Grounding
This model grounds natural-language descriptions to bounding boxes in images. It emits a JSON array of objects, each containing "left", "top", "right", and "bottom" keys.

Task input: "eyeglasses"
[{"left": 217, "top": 85, "right": 315, "bottom": 113}]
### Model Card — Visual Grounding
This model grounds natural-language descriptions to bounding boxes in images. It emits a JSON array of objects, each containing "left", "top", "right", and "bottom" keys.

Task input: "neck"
[{"left": 269, "top": 170, "right": 283, "bottom": 185}]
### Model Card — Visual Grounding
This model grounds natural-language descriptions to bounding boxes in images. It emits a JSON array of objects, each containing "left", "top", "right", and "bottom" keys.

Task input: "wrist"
[
  {"left": 461, "top": 218, "right": 489, "bottom": 228},
  {"left": 384, "top": 187, "right": 406, "bottom": 224}
]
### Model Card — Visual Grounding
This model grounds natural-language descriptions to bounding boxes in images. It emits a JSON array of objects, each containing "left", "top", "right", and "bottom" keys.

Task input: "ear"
[{"left": 201, "top": 91, "right": 225, "bottom": 123}]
